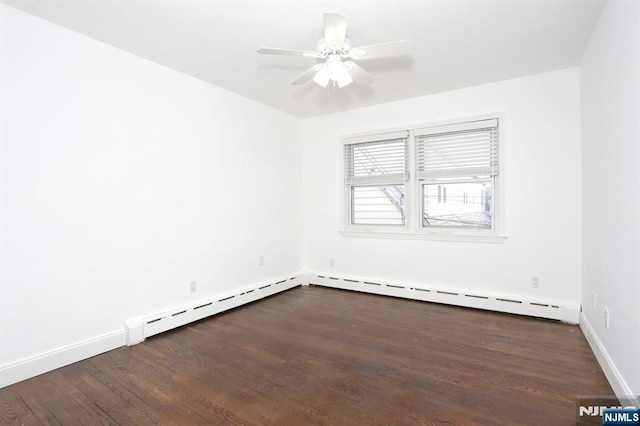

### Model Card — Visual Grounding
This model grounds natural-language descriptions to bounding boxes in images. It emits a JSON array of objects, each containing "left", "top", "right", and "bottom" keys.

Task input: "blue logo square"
[{"left": 602, "top": 408, "right": 640, "bottom": 425}]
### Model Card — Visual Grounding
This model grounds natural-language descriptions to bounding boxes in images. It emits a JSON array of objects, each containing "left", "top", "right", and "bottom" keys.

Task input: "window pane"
[
  {"left": 352, "top": 185, "right": 405, "bottom": 226},
  {"left": 417, "top": 127, "right": 498, "bottom": 178},
  {"left": 346, "top": 138, "right": 408, "bottom": 180},
  {"left": 422, "top": 180, "right": 492, "bottom": 228}
]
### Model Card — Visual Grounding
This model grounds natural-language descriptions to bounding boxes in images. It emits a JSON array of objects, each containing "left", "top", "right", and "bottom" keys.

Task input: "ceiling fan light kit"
[
  {"left": 314, "top": 55, "right": 353, "bottom": 88},
  {"left": 257, "top": 13, "right": 412, "bottom": 89}
]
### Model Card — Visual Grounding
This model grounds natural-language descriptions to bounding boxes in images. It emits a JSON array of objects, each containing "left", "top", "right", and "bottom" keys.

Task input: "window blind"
[
  {"left": 416, "top": 119, "right": 498, "bottom": 179},
  {"left": 345, "top": 136, "right": 409, "bottom": 185}
]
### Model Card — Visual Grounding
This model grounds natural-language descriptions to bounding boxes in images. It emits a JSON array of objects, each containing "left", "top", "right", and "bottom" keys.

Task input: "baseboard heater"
[
  {"left": 305, "top": 272, "right": 579, "bottom": 324},
  {"left": 125, "top": 275, "right": 302, "bottom": 345}
]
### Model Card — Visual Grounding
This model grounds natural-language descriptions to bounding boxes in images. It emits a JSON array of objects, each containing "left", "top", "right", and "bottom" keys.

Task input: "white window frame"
[
  {"left": 342, "top": 131, "right": 410, "bottom": 233},
  {"left": 340, "top": 114, "right": 506, "bottom": 243}
]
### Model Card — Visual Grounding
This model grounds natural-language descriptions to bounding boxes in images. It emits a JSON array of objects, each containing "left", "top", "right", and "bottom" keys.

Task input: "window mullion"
[{"left": 407, "top": 129, "right": 417, "bottom": 232}]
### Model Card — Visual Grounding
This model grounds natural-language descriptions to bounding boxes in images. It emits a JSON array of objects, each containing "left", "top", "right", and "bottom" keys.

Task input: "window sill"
[{"left": 340, "top": 229, "right": 507, "bottom": 244}]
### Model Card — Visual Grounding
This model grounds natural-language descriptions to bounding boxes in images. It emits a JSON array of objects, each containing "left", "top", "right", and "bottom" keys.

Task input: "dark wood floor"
[{"left": 0, "top": 286, "right": 613, "bottom": 425}]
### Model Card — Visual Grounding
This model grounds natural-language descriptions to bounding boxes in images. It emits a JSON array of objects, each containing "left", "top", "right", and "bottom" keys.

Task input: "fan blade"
[
  {"left": 348, "top": 39, "right": 413, "bottom": 60},
  {"left": 324, "top": 12, "right": 348, "bottom": 51},
  {"left": 290, "top": 64, "right": 323, "bottom": 85},
  {"left": 344, "top": 61, "right": 376, "bottom": 86},
  {"left": 257, "top": 47, "right": 321, "bottom": 58}
]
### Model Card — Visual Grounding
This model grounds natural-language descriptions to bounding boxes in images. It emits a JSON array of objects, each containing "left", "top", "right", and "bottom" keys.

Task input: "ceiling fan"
[{"left": 257, "top": 13, "right": 412, "bottom": 89}]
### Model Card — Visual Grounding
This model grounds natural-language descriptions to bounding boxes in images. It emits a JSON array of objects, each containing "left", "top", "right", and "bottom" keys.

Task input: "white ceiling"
[{"left": 2, "top": 0, "right": 605, "bottom": 118}]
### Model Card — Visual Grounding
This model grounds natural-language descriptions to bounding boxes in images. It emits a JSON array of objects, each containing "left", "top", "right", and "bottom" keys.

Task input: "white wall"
[
  {"left": 301, "top": 68, "right": 582, "bottom": 307},
  {"left": 0, "top": 4, "right": 302, "bottom": 371},
  {"left": 580, "top": 0, "right": 640, "bottom": 401}
]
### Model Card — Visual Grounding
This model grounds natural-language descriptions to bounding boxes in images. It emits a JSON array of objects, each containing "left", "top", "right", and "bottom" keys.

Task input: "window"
[
  {"left": 343, "top": 117, "right": 501, "bottom": 240},
  {"left": 344, "top": 132, "right": 409, "bottom": 226},
  {"left": 416, "top": 119, "right": 498, "bottom": 230}
]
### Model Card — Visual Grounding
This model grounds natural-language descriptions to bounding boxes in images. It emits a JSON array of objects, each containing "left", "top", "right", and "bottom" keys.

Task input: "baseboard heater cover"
[
  {"left": 303, "top": 272, "right": 579, "bottom": 324},
  {"left": 125, "top": 275, "right": 302, "bottom": 345}
]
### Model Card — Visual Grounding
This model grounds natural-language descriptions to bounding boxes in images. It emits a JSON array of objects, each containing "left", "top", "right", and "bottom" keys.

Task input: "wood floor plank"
[
  {"left": 62, "top": 360, "right": 160, "bottom": 425},
  {"left": 0, "top": 286, "right": 615, "bottom": 425},
  {"left": 0, "top": 389, "right": 39, "bottom": 425}
]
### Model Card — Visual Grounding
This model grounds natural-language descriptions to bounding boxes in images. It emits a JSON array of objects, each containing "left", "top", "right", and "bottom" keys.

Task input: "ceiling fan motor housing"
[{"left": 316, "top": 38, "right": 352, "bottom": 57}]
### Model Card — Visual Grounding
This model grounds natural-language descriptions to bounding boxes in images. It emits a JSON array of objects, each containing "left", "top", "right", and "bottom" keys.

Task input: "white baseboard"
[
  {"left": 302, "top": 271, "right": 580, "bottom": 324},
  {"left": 1, "top": 273, "right": 594, "bottom": 392},
  {"left": 126, "top": 273, "right": 303, "bottom": 344},
  {"left": 0, "top": 330, "right": 125, "bottom": 389},
  {"left": 580, "top": 312, "right": 638, "bottom": 406},
  {"left": 1, "top": 273, "right": 304, "bottom": 388}
]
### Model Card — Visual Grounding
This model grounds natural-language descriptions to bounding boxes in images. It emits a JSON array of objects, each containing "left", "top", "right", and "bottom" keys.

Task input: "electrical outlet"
[
  {"left": 531, "top": 276, "right": 539, "bottom": 288},
  {"left": 258, "top": 255, "right": 264, "bottom": 266},
  {"left": 604, "top": 307, "right": 610, "bottom": 329},
  {"left": 330, "top": 258, "right": 335, "bottom": 267},
  {"left": 190, "top": 281, "right": 197, "bottom": 293},
  {"left": 592, "top": 291, "right": 597, "bottom": 310}
]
